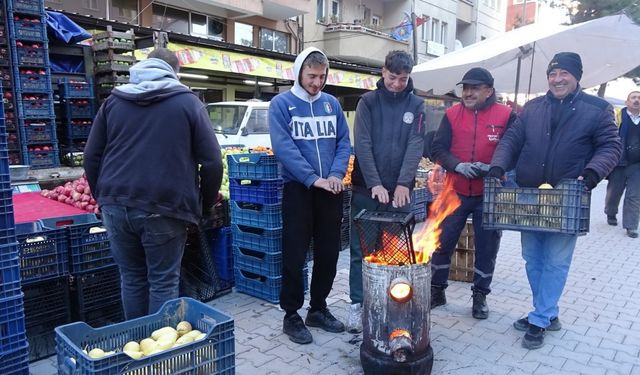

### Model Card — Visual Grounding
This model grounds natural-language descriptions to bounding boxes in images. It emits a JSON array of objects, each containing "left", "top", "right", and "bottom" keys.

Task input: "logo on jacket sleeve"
[
  {"left": 403, "top": 112, "right": 414, "bottom": 124},
  {"left": 324, "top": 102, "right": 333, "bottom": 114}
]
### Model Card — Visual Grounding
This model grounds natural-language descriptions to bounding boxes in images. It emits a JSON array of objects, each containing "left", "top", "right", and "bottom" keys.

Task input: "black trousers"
[{"left": 279, "top": 181, "right": 343, "bottom": 313}]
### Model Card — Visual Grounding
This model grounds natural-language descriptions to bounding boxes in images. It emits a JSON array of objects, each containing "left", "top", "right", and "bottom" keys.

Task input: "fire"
[
  {"left": 412, "top": 171, "right": 461, "bottom": 263},
  {"left": 364, "top": 231, "right": 412, "bottom": 265}
]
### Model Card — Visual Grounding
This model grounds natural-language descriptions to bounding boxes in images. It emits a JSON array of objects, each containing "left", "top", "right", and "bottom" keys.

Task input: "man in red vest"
[{"left": 430, "top": 67, "right": 517, "bottom": 319}]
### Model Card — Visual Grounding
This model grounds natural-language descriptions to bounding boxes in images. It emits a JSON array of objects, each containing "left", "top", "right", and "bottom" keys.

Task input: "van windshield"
[{"left": 208, "top": 105, "right": 248, "bottom": 134}]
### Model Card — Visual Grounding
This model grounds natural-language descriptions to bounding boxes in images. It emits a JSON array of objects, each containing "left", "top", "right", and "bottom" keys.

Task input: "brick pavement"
[{"left": 30, "top": 183, "right": 640, "bottom": 374}]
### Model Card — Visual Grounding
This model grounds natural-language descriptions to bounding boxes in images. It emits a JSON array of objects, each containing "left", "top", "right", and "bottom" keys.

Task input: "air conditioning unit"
[{"left": 426, "top": 41, "right": 445, "bottom": 57}]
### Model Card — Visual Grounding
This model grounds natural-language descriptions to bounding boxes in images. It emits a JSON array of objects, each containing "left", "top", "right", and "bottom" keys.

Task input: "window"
[
  {"left": 260, "top": 28, "right": 289, "bottom": 53},
  {"left": 440, "top": 22, "right": 448, "bottom": 44},
  {"left": 191, "top": 13, "right": 208, "bottom": 36},
  {"left": 421, "top": 14, "right": 428, "bottom": 41},
  {"left": 152, "top": 5, "right": 189, "bottom": 34},
  {"left": 235, "top": 23, "right": 254, "bottom": 47},
  {"left": 371, "top": 15, "right": 380, "bottom": 28},
  {"left": 111, "top": 0, "right": 137, "bottom": 22},
  {"left": 83, "top": 0, "right": 98, "bottom": 10},
  {"left": 331, "top": 0, "right": 341, "bottom": 21},
  {"left": 245, "top": 109, "right": 269, "bottom": 134},
  {"left": 316, "top": 0, "right": 325, "bottom": 22},
  {"left": 187, "top": 13, "right": 224, "bottom": 39},
  {"left": 430, "top": 19, "right": 439, "bottom": 42}
]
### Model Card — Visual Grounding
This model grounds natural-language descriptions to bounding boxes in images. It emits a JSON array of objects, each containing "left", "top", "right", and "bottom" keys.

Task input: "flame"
[
  {"left": 364, "top": 231, "right": 411, "bottom": 265},
  {"left": 412, "top": 171, "right": 461, "bottom": 264}
]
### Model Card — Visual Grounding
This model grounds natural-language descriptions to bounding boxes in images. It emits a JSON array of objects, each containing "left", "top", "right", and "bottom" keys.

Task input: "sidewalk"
[{"left": 30, "top": 183, "right": 640, "bottom": 374}]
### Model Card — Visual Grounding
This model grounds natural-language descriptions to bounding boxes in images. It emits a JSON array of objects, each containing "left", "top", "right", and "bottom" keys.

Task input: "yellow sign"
[{"left": 135, "top": 42, "right": 378, "bottom": 90}]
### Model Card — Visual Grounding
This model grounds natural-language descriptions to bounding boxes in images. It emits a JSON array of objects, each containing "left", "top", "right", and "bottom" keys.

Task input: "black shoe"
[
  {"left": 283, "top": 313, "right": 313, "bottom": 344},
  {"left": 513, "top": 317, "right": 562, "bottom": 332},
  {"left": 471, "top": 292, "right": 489, "bottom": 319},
  {"left": 607, "top": 215, "right": 618, "bottom": 226},
  {"left": 627, "top": 229, "right": 639, "bottom": 238},
  {"left": 430, "top": 286, "right": 446, "bottom": 309},
  {"left": 305, "top": 308, "right": 345, "bottom": 333},
  {"left": 522, "top": 324, "right": 545, "bottom": 349}
]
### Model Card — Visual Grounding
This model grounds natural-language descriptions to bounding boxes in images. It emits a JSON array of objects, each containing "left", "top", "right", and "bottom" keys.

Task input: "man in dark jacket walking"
[
  {"left": 84, "top": 48, "right": 223, "bottom": 319},
  {"left": 430, "top": 67, "right": 516, "bottom": 319},
  {"left": 347, "top": 50, "right": 425, "bottom": 333},
  {"left": 489, "top": 52, "right": 622, "bottom": 349},
  {"left": 604, "top": 90, "right": 640, "bottom": 238}
]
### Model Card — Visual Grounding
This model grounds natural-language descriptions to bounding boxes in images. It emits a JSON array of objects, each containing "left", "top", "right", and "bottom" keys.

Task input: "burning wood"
[{"left": 412, "top": 170, "right": 461, "bottom": 264}]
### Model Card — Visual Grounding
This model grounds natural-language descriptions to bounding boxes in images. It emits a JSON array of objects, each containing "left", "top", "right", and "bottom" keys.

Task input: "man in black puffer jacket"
[{"left": 488, "top": 52, "right": 622, "bottom": 350}]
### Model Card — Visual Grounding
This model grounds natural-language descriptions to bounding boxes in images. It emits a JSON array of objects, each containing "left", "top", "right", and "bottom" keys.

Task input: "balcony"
[
  {"left": 159, "top": 0, "right": 307, "bottom": 21},
  {"left": 323, "top": 23, "right": 409, "bottom": 66}
]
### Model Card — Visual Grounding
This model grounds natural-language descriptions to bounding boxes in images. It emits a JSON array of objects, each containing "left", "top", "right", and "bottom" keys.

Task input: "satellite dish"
[{"left": 454, "top": 39, "right": 463, "bottom": 51}]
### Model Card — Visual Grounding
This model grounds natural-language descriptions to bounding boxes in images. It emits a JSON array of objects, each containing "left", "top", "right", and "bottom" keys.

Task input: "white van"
[{"left": 207, "top": 101, "right": 272, "bottom": 148}]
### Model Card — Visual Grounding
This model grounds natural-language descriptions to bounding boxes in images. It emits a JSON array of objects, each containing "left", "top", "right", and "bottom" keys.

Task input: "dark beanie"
[{"left": 547, "top": 52, "right": 583, "bottom": 81}]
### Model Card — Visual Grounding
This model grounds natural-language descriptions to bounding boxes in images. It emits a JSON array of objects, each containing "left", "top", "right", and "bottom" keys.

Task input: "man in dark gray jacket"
[
  {"left": 488, "top": 52, "right": 621, "bottom": 349},
  {"left": 347, "top": 50, "right": 425, "bottom": 333}
]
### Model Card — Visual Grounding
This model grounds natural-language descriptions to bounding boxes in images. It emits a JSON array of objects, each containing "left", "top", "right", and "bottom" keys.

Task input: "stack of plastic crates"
[
  {"left": 340, "top": 186, "right": 352, "bottom": 250},
  {"left": 14, "top": 221, "right": 70, "bottom": 361},
  {"left": 40, "top": 214, "right": 123, "bottom": 329},
  {"left": 92, "top": 27, "right": 135, "bottom": 104},
  {"left": 7, "top": 0, "right": 58, "bottom": 169},
  {"left": 0, "top": 7, "right": 22, "bottom": 165},
  {"left": 0, "top": 85, "right": 29, "bottom": 374},
  {"left": 57, "top": 78, "right": 95, "bottom": 167},
  {"left": 411, "top": 187, "right": 430, "bottom": 222},
  {"left": 227, "top": 152, "right": 308, "bottom": 303},
  {"left": 55, "top": 298, "right": 235, "bottom": 375}
]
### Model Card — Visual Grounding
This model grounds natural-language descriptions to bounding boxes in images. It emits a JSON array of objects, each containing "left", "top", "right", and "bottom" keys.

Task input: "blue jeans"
[
  {"left": 521, "top": 231, "right": 577, "bottom": 329},
  {"left": 101, "top": 204, "right": 188, "bottom": 319},
  {"left": 349, "top": 190, "right": 410, "bottom": 304},
  {"left": 431, "top": 194, "right": 501, "bottom": 294}
]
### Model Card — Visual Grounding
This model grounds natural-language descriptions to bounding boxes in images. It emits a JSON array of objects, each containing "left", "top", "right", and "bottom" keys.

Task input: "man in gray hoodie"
[{"left": 84, "top": 48, "right": 223, "bottom": 319}]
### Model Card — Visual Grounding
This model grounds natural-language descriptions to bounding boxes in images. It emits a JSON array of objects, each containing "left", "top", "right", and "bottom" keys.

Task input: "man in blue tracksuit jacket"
[{"left": 269, "top": 47, "right": 351, "bottom": 344}]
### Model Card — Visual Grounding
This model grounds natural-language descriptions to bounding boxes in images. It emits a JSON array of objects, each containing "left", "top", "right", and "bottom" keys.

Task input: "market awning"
[{"left": 134, "top": 42, "right": 378, "bottom": 90}]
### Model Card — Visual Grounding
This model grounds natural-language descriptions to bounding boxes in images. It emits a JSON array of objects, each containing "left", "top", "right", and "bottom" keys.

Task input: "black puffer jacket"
[{"left": 491, "top": 88, "right": 622, "bottom": 187}]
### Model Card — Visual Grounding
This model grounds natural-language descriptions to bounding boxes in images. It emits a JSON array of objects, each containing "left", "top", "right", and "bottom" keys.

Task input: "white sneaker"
[{"left": 346, "top": 303, "right": 363, "bottom": 333}]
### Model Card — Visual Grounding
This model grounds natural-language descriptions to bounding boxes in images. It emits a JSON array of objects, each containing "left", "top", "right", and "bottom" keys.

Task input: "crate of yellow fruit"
[
  {"left": 55, "top": 297, "right": 234, "bottom": 374},
  {"left": 482, "top": 178, "right": 590, "bottom": 235}
]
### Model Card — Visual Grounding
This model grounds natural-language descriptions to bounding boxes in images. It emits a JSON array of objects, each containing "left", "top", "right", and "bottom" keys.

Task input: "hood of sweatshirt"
[
  {"left": 111, "top": 58, "right": 192, "bottom": 106},
  {"left": 290, "top": 47, "right": 328, "bottom": 103}
]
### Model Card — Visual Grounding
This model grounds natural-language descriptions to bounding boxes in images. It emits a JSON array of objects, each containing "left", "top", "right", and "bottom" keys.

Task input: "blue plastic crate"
[
  {"left": 0, "top": 293, "right": 27, "bottom": 356},
  {"left": 16, "top": 67, "right": 51, "bottom": 93},
  {"left": 0, "top": 246, "right": 22, "bottom": 298},
  {"left": 40, "top": 214, "right": 113, "bottom": 274},
  {"left": 55, "top": 297, "right": 235, "bottom": 375},
  {"left": 231, "top": 224, "right": 282, "bottom": 253},
  {"left": 211, "top": 226, "right": 233, "bottom": 284},
  {"left": 0, "top": 188, "right": 15, "bottom": 230},
  {"left": 8, "top": 0, "right": 44, "bottom": 15},
  {"left": 0, "top": 155, "right": 11, "bottom": 188},
  {"left": 65, "top": 99, "right": 95, "bottom": 118},
  {"left": 64, "top": 120, "right": 92, "bottom": 138},
  {"left": 23, "top": 148, "right": 59, "bottom": 169},
  {"left": 230, "top": 200, "right": 282, "bottom": 229},
  {"left": 13, "top": 41, "right": 46, "bottom": 66},
  {"left": 10, "top": 16, "right": 46, "bottom": 41},
  {"left": 235, "top": 266, "right": 308, "bottom": 304},
  {"left": 483, "top": 178, "right": 591, "bottom": 235},
  {"left": 19, "top": 118, "right": 55, "bottom": 144},
  {"left": 18, "top": 94, "right": 53, "bottom": 118},
  {"left": 15, "top": 221, "right": 68, "bottom": 284},
  {"left": 59, "top": 78, "right": 94, "bottom": 98},
  {"left": 229, "top": 178, "right": 283, "bottom": 204},
  {"left": 233, "top": 245, "right": 282, "bottom": 277},
  {"left": 0, "top": 341, "right": 29, "bottom": 375},
  {"left": 227, "top": 152, "right": 279, "bottom": 180}
]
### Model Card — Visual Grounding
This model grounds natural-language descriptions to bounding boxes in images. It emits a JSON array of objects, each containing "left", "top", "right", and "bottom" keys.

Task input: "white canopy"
[{"left": 411, "top": 14, "right": 640, "bottom": 95}]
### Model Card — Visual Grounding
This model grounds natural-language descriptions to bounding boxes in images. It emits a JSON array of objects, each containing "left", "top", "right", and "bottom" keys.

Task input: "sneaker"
[
  {"left": 346, "top": 303, "right": 363, "bottom": 333},
  {"left": 607, "top": 215, "right": 618, "bottom": 226},
  {"left": 471, "top": 291, "right": 489, "bottom": 319},
  {"left": 627, "top": 229, "right": 639, "bottom": 238},
  {"left": 521, "top": 324, "right": 545, "bottom": 349},
  {"left": 283, "top": 313, "right": 313, "bottom": 344},
  {"left": 431, "top": 286, "right": 446, "bottom": 309},
  {"left": 305, "top": 308, "right": 345, "bottom": 333},
  {"left": 513, "top": 317, "right": 562, "bottom": 332}
]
